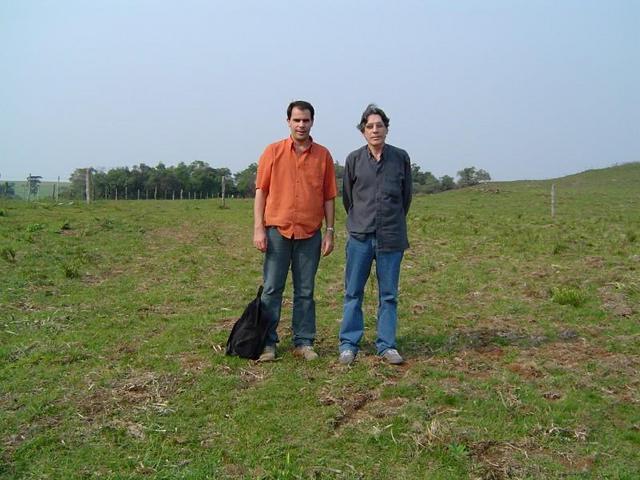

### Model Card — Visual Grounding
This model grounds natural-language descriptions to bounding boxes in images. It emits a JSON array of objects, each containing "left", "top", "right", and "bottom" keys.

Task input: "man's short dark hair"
[
  {"left": 287, "top": 100, "right": 315, "bottom": 120},
  {"left": 357, "top": 104, "right": 390, "bottom": 133}
]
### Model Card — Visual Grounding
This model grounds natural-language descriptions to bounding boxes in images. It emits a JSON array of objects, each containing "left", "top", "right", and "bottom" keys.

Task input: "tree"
[
  {"left": 411, "top": 163, "right": 441, "bottom": 194},
  {"left": 130, "top": 163, "right": 152, "bottom": 197},
  {"left": 67, "top": 168, "right": 87, "bottom": 199},
  {"left": 475, "top": 169, "right": 491, "bottom": 182},
  {"left": 26, "top": 174, "right": 42, "bottom": 200},
  {"left": 234, "top": 163, "right": 258, "bottom": 198},
  {"left": 439, "top": 175, "right": 456, "bottom": 191},
  {"left": 333, "top": 161, "right": 345, "bottom": 195},
  {"left": 456, "top": 167, "right": 491, "bottom": 188},
  {"left": 0, "top": 181, "right": 15, "bottom": 198}
]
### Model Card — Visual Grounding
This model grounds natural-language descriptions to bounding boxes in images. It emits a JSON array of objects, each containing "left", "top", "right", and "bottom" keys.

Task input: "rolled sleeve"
[
  {"left": 323, "top": 154, "right": 338, "bottom": 201},
  {"left": 255, "top": 146, "right": 273, "bottom": 193}
]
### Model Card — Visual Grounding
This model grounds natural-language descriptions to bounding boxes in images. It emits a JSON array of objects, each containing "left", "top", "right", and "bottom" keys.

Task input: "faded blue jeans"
[
  {"left": 339, "top": 233, "right": 404, "bottom": 355},
  {"left": 261, "top": 227, "right": 321, "bottom": 347}
]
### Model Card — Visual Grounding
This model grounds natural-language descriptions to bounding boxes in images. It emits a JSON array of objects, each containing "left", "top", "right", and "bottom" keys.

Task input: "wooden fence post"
[
  {"left": 85, "top": 168, "right": 91, "bottom": 204},
  {"left": 221, "top": 175, "right": 226, "bottom": 208}
]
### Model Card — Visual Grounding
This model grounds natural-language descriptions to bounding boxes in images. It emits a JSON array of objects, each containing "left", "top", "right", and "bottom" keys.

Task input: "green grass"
[{"left": 1, "top": 163, "right": 639, "bottom": 479}]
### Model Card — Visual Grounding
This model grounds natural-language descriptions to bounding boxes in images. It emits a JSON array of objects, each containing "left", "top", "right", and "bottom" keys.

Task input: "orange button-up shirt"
[{"left": 256, "top": 136, "right": 337, "bottom": 239}]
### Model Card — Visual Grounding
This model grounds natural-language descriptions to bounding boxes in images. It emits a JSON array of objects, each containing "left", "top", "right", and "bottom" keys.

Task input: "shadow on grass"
[{"left": 398, "top": 327, "right": 580, "bottom": 358}]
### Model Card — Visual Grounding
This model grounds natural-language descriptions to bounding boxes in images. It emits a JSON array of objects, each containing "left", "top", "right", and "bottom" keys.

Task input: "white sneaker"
[
  {"left": 381, "top": 348, "right": 404, "bottom": 365},
  {"left": 338, "top": 350, "right": 356, "bottom": 366},
  {"left": 257, "top": 345, "right": 276, "bottom": 362},
  {"left": 293, "top": 345, "right": 319, "bottom": 361}
]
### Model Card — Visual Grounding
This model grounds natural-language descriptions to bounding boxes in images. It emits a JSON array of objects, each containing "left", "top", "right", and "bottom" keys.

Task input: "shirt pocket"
[
  {"left": 305, "top": 162, "right": 325, "bottom": 195},
  {"left": 383, "top": 170, "right": 403, "bottom": 198}
]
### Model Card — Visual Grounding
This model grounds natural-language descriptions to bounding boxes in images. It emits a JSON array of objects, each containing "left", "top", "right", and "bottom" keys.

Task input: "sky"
[{"left": 1, "top": 0, "right": 639, "bottom": 182}]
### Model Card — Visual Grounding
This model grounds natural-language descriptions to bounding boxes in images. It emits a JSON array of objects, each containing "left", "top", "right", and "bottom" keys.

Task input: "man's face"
[
  {"left": 363, "top": 114, "right": 387, "bottom": 149},
  {"left": 287, "top": 107, "right": 313, "bottom": 142}
]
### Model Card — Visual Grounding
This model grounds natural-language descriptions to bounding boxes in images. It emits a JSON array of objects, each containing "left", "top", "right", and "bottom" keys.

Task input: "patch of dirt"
[
  {"left": 115, "top": 341, "right": 139, "bottom": 356},
  {"left": 493, "top": 338, "right": 640, "bottom": 406},
  {"left": 535, "top": 423, "right": 589, "bottom": 442},
  {"left": 444, "top": 328, "right": 550, "bottom": 353},
  {"left": 207, "top": 317, "right": 237, "bottom": 333},
  {"left": 147, "top": 225, "right": 199, "bottom": 244},
  {"left": 224, "top": 463, "right": 249, "bottom": 478},
  {"left": 79, "top": 370, "right": 184, "bottom": 419},
  {"left": 84, "top": 267, "right": 126, "bottom": 286},
  {"left": 107, "top": 419, "right": 147, "bottom": 440},
  {"left": 319, "top": 387, "right": 376, "bottom": 429},
  {"left": 585, "top": 256, "right": 605, "bottom": 269},
  {"left": 319, "top": 360, "right": 412, "bottom": 431},
  {"left": 531, "top": 341, "right": 638, "bottom": 375},
  {"left": 367, "top": 396, "right": 409, "bottom": 419},
  {"left": 177, "top": 352, "right": 210, "bottom": 374},
  {"left": 557, "top": 452, "right": 596, "bottom": 473},
  {"left": 238, "top": 367, "right": 267, "bottom": 389},
  {"left": 3, "top": 413, "right": 63, "bottom": 458},
  {"left": 522, "top": 284, "right": 548, "bottom": 299},
  {"left": 446, "top": 350, "right": 500, "bottom": 379},
  {"left": 507, "top": 361, "right": 544, "bottom": 379},
  {"left": 469, "top": 439, "right": 540, "bottom": 480},
  {"left": 598, "top": 285, "right": 634, "bottom": 317}
]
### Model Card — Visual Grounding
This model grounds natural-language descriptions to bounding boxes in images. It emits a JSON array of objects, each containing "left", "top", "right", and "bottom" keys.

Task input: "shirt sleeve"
[
  {"left": 323, "top": 153, "right": 338, "bottom": 201},
  {"left": 403, "top": 152, "right": 412, "bottom": 215},
  {"left": 342, "top": 154, "right": 354, "bottom": 214},
  {"left": 255, "top": 145, "right": 273, "bottom": 194}
]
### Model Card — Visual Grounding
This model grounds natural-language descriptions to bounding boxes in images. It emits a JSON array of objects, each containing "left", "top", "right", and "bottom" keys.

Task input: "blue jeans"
[
  {"left": 340, "top": 234, "right": 404, "bottom": 355},
  {"left": 261, "top": 227, "right": 321, "bottom": 347}
]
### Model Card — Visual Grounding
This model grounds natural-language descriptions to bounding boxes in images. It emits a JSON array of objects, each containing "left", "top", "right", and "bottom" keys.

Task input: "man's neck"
[
  {"left": 293, "top": 137, "right": 311, "bottom": 154},
  {"left": 368, "top": 144, "right": 384, "bottom": 161}
]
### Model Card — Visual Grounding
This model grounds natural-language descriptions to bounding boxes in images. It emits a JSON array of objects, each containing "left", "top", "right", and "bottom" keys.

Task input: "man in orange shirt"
[{"left": 253, "top": 100, "right": 337, "bottom": 361}]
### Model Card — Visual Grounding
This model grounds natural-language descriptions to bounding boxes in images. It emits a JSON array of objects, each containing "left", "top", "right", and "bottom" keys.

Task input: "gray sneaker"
[
  {"left": 381, "top": 348, "right": 404, "bottom": 365},
  {"left": 257, "top": 345, "right": 276, "bottom": 362},
  {"left": 293, "top": 345, "right": 319, "bottom": 361},
  {"left": 338, "top": 350, "right": 356, "bottom": 366}
]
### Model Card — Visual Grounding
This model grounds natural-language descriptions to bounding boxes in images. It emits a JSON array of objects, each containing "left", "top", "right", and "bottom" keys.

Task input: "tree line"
[{"left": 0, "top": 163, "right": 490, "bottom": 200}]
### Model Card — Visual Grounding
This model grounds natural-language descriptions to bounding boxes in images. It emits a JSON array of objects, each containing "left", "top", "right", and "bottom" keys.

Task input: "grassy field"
[{"left": 1, "top": 163, "right": 639, "bottom": 479}]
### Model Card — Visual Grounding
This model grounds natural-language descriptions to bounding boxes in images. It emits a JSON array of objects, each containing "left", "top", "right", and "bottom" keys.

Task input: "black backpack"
[{"left": 225, "top": 286, "right": 269, "bottom": 360}]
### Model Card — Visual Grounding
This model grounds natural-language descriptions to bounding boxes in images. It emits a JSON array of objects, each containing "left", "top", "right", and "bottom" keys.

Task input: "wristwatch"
[{"left": 326, "top": 227, "right": 335, "bottom": 233}]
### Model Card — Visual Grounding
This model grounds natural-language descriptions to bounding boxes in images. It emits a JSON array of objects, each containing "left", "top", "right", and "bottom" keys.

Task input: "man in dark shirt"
[{"left": 338, "top": 104, "right": 412, "bottom": 365}]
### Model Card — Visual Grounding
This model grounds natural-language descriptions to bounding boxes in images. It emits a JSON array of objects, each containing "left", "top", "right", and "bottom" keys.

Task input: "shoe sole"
[{"left": 256, "top": 355, "right": 275, "bottom": 362}]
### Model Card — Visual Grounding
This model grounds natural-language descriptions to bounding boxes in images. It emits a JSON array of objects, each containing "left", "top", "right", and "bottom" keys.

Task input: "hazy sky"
[{"left": 1, "top": 0, "right": 639, "bottom": 182}]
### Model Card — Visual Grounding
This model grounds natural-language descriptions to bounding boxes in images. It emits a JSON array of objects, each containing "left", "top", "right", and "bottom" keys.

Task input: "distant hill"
[
  {"left": 484, "top": 162, "right": 640, "bottom": 193},
  {"left": 552, "top": 162, "right": 640, "bottom": 191}
]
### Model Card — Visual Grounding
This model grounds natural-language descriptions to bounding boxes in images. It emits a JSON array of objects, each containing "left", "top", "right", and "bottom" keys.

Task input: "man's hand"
[
  {"left": 254, "top": 225, "right": 267, "bottom": 252},
  {"left": 321, "top": 231, "right": 334, "bottom": 257}
]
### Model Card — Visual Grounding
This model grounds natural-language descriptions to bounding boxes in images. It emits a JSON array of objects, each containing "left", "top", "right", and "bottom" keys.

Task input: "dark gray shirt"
[{"left": 342, "top": 143, "right": 412, "bottom": 251}]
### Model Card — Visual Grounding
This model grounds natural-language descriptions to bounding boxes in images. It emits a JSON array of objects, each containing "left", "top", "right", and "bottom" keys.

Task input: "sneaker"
[
  {"left": 257, "top": 345, "right": 276, "bottom": 362},
  {"left": 293, "top": 345, "right": 319, "bottom": 361},
  {"left": 338, "top": 350, "right": 356, "bottom": 366},
  {"left": 381, "top": 348, "right": 404, "bottom": 365}
]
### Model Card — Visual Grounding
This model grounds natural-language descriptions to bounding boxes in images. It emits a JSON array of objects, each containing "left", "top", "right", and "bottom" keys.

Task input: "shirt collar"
[
  {"left": 366, "top": 143, "right": 386, "bottom": 160},
  {"left": 287, "top": 135, "right": 314, "bottom": 153}
]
